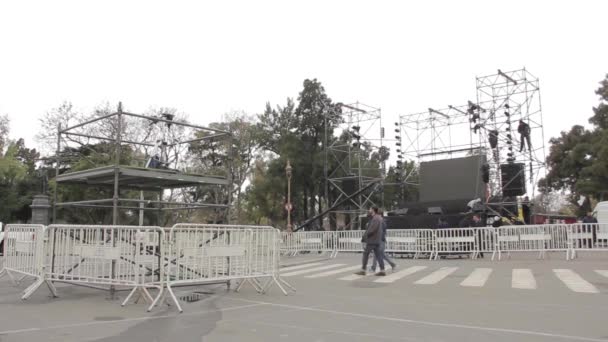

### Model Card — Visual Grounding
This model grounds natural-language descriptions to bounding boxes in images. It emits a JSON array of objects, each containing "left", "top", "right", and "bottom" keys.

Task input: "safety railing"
[
  {"left": 0, "top": 224, "right": 49, "bottom": 300},
  {"left": 386, "top": 229, "right": 434, "bottom": 259},
  {"left": 568, "top": 223, "right": 608, "bottom": 259},
  {"left": 44, "top": 225, "right": 166, "bottom": 306},
  {"left": 492, "top": 224, "right": 569, "bottom": 260},
  {"left": 149, "top": 224, "right": 294, "bottom": 313},
  {"left": 432, "top": 228, "right": 478, "bottom": 260}
]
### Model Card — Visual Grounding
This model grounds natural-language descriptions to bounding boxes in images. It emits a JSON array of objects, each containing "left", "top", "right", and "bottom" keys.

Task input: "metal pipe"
[
  {"left": 55, "top": 198, "right": 115, "bottom": 205},
  {"left": 63, "top": 131, "right": 155, "bottom": 147},
  {"left": 161, "top": 205, "right": 228, "bottom": 211},
  {"left": 60, "top": 112, "right": 118, "bottom": 133},
  {"left": 169, "top": 132, "right": 230, "bottom": 147},
  {"left": 121, "top": 111, "right": 229, "bottom": 134},
  {"left": 53, "top": 124, "right": 61, "bottom": 223},
  {"left": 115, "top": 198, "right": 228, "bottom": 207}
]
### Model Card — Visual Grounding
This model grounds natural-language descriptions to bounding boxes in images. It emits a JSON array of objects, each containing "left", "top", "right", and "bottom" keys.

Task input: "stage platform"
[{"left": 56, "top": 165, "right": 228, "bottom": 191}]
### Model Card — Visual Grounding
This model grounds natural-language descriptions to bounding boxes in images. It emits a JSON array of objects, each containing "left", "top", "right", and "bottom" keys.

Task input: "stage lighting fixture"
[
  {"left": 394, "top": 129, "right": 400, "bottom": 133},
  {"left": 394, "top": 122, "right": 399, "bottom": 126},
  {"left": 395, "top": 136, "right": 401, "bottom": 140},
  {"left": 397, "top": 155, "right": 403, "bottom": 159},
  {"left": 505, "top": 104, "right": 510, "bottom": 109},
  {"left": 352, "top": 125, "right": 360, "bottom": 131},
  {"left": 396, "top": 149, "right": 401, "bottom": 153},
  {"left": 396, "top": 142, "right": 401, "bottom": 146},
  {"left": 352, "top": 133, "right": 361, "bottom": 140}
]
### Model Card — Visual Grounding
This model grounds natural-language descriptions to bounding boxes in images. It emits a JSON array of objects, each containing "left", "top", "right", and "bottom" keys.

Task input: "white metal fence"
[
  {"left": 0, "top": 223, "right": 292, "bottom": 313},
  {"left": 281, "top": 224, "right": 608, "bottom": 261},
  {"left": 0, "top": 224, "right": 51, "bottom": 300}
]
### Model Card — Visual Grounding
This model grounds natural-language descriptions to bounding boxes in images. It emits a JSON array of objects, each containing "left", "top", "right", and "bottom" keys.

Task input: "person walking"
[
  {"left": 355, "top": 207, "right": 386, "bottom": 276},
  {"left": 371, "top": 210, "right": 397, "bottom": 272}
]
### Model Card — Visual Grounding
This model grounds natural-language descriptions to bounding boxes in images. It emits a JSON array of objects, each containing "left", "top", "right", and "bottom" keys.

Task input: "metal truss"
[
  {"left": 324, "top": 102, "right": 384, "bottom": 229},
  {"left": 475, "top": 68, "right": 546, "bottom": 209}
]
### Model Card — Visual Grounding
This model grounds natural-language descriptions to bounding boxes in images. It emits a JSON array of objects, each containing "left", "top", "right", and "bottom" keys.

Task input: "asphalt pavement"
[{"left": 1, "top": 253, "right": 608, "bottom": 342}]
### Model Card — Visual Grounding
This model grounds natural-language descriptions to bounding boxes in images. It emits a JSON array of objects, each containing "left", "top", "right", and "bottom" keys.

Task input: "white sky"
[{"left": 0, "top": 0, "right": 606, "bottom": 154}]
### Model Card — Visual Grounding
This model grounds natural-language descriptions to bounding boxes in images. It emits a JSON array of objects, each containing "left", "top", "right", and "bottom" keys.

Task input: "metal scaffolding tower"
[
  {"left": 324, "top": 102, "right": 384, "bottom": 229},
  {"left": 475, "top": 68, "right": 546, "bottom": 216}
]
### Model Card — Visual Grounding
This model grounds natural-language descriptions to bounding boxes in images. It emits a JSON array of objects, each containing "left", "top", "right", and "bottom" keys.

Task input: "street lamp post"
[{"left": 286, "top": 160, "right": 293, "bottom": 232}]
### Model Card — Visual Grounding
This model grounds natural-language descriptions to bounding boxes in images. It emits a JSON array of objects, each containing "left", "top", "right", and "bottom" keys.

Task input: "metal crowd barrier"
[
  {"left": 0, "top": 224, "right": 51, "bottom": 300},
  {"left": 492, "top": 225, "right": 569, "bottom": 260},
  {"left": 336, "top": 230, "right": 364, "bottom": 253},
  {"left": 1, "top": 223, "right": 292, "bottom": 313},
  {"left": 149, "top": 224, "right": 293, "bottom": 313},
  {"left": 386, "top": 229, "right": 434, "bottom": 259},
  {"left": 44, "top": 225, "right": 166, "bottom": 306},
  {"left": 568, "top": 223, "right": 608, "bottom": 259},
  {"left": 432, "top": 228, "right": 478, "bottom": 260}
]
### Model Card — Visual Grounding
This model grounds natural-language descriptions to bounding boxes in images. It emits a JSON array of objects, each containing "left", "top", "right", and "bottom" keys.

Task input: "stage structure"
[
  {"left": 324, "top": 102, "right": 384, "bottom": 230},
  {"left": 475, "top": 68, "right": 546, "bottom": 216},
  {"left": 396, "top": 68, "right": 546, "bottom": 219},
  {"left": 397, "top": 104, "right": 483, "bottom": 188},
  {"left": 52, "top": 102, "right": 232, "bottom": 225}
]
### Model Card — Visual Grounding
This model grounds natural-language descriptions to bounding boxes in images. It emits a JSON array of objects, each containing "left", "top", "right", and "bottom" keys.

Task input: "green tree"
[{"left": 541, "top": 74, "right": 608, "bottom": 214}]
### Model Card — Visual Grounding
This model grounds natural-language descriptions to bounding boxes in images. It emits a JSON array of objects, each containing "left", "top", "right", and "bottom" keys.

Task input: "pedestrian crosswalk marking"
[
  {"left": 282, "top": 264, "right": 346, "bottom": 277},
  {"left": 280, "top": 261, "right": 606, "bottom": 295},
  {"left": 338, "top": 265, "right": 394, "bottom": 281},
  {"left": 554, "top": 269, "right": 599, "bottom": 294},
  {"left": 306, "top": 265, "right": 361, "bottom": 278},
  {"left": 281, "top": 262, "right": 324, "bottom": 272},
  {"left": 414, "top": 267, "right": 458, "bottom": 285},
  {"left": 512, "top": 269, "right": 536, "bottom": 289},
  {"left": 594, "top": 270, "right": 608, "bottom": 278},
  {"left": 374, "top": 266, "right": 427, "bottom": 284},
  {"left": 460, "top": 268, "right": 492, "bottom": 287}
]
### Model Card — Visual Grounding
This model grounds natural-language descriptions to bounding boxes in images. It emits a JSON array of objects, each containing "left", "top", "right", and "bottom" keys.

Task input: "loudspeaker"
[
  {"left": 500, "top": 163, "right": 526, "bottom": 197},
  {"left": 342, "top": 179, "right": 357, "bottom": 195}
]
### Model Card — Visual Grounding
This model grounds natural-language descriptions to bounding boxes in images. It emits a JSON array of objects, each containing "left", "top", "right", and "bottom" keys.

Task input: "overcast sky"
[{"left": 1, "top": 0, "right": 606, "bottom": 154}]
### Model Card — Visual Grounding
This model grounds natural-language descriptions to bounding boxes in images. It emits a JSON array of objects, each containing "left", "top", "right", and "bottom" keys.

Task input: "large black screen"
[{"left": 419, "top": 155, "right": 486, "bottom": 203}]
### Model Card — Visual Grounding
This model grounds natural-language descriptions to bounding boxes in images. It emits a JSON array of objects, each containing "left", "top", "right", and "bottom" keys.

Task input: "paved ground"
[{"left": 2, "top": 253, "right": 608, "bottom": 342}]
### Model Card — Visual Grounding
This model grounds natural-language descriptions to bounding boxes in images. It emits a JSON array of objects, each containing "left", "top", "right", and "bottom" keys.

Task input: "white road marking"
[
  {"left": 282, "top": 264, "right": 346, "bottom": 277},
  {"left": 594, "top": 270, "right": 608, "bottom": 278},
  {"left": 305, "top": 265, "right": 362, "bottom": 278},
  {"left": 374, "top": 266, "right": 427, "bottom": 283},
  {"left": 414, "top": 267, "right": 458, "bottom": 285},
  {"left": 460, "top": 268, "right": 492, "bottom": 287},
  {"left": 281, "top": 262, "right": 324, "bottom": 272},
  {"left": 553, "top": 269, "right": 599, "bottom": 293},
  {"left": 512, "top": 269, "right": 536, "bottom": 290},
  {"left": 338, "top": 265, "right": 394, "bottom": 281}
]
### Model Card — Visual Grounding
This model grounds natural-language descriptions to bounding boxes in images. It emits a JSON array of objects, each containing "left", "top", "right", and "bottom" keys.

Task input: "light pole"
[{"left": 286, "top": 160, "right": 293, "bottom": 232}]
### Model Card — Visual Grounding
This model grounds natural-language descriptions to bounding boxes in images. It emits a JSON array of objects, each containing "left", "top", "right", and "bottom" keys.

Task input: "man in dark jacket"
[
  {"left": 371, "top": 210, "right": 397, "bottom": 272},
  {"left": 355, "top": 207, "right": 386, "bottom": 276}
]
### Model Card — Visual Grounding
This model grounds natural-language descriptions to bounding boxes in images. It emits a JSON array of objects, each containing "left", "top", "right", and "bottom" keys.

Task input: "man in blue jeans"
[
  {"left": 354, "top": 207, "right": 386, "bottom": 276},
  {"left": 371, "top": 210, "right": 397, "bottom": 272}
]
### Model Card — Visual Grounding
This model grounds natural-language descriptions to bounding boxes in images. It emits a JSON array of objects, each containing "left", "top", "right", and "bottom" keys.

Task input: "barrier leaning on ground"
[
  {"left": 280, "top": 223, "right": 608, "bottom": 261},
  {"left": 0, "top": 223, "right": 294, "bottom": 313}
]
